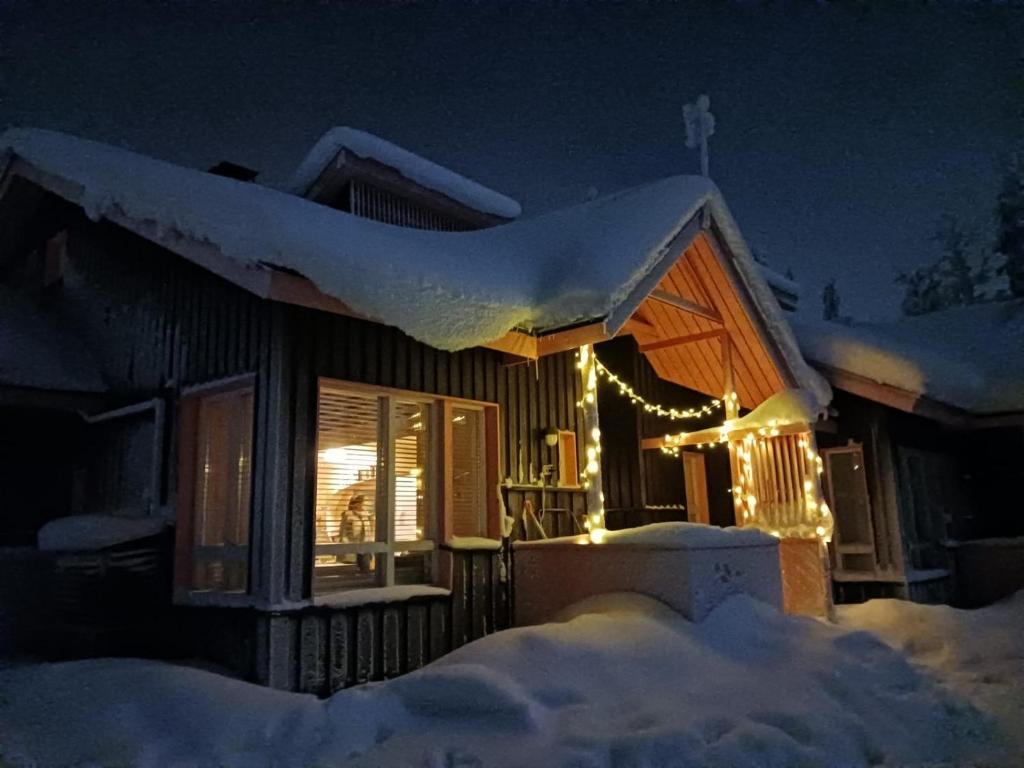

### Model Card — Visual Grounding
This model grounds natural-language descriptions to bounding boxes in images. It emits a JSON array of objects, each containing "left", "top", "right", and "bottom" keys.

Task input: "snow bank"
[
  {"left": 37, "top": 514, "right": 167, "bottom": 552},
  {"left": 0, "top": 129, "right": 829, "bottom": 408},
  {"left": 793, "top": 301, "right": 1024, "bottom": 414},
  {"left": 836, "top": 591, "right": 1024, "bottom": 756},
  {"left": 758, "top": 263, "right": 801, "bottom": 300},
  {"left": 287, "top": 127, "right": 522, "bottom": 219},
  {"left": 0, "top": 285, "right": 106, "bottom": 392},
  {"left": 1, "top": 594, "right": 1013, "bottom": 768}
]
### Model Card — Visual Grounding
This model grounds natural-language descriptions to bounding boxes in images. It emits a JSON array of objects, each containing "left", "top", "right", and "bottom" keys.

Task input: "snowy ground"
[{"left": 0, "top": 592, "right": 1020, "bottom": 768}]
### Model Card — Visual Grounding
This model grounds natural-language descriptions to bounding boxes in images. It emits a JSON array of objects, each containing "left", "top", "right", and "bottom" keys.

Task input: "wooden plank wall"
[
  {"left": 594, "top": 336, "right": 726, "bottom": 529},
  {"left": 268, "top": 305, "right": 588, "bottom": 607},
  {"left": 182, "top": 550, "right": 505, "bottom": 695},
  {"left": 64, "top": 221, "right": 268, "bottom": 393}
]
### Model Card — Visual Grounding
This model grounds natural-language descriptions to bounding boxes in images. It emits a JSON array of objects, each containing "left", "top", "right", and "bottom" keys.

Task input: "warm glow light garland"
[
  {"left": 732, "top": 432, "right": 833, "bottom": 542},
  {"left": 573, "top": 348, "right": 833, "bottom": 544},
  {"left": 578, "top": 357, "right": 724, "bottom": 420},
  {"left": 576, "top": 345, "right": 606, "bottom": 538}
]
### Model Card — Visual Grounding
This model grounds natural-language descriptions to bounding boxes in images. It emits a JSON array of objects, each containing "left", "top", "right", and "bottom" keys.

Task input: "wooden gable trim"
[
  {"left": 603, "top": 214, "right": 706, "bottom": 335},
  {"left": 536, "top": 322, "right": 611, "bottom": 357},
  {"left": 638, "top": 328, "right": 727, "bottom": 353},
  {"left": 815, "top": 364, "right": 979, "bottom": 429},
  {"left": 647, "top": 289, "right": 723, "bottom": 324},
  {"left": 701, "top": 225, "right": 798, "bottom": 391}
]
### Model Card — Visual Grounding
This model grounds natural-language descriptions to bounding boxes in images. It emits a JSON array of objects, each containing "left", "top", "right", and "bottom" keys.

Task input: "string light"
[
  {"left": 577, "top": 357, "right": 724, "bottom": 421},
  {"left": 576, "top": 345, "right": 606, "bottom": 539},
  {"left": 574, "top": 349, "right": 832, "bottom": 544}
]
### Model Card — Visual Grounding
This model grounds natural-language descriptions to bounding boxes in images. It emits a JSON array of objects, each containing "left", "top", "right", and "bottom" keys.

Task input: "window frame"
[
  {"left": 314, "top": 378, "right": 501, "bottom": 595},
  {"left": 173, "top": 374, "right": 256, "bottom": 600},
  {"left": 822, "top": 441, "right": 878, "bottom": 576}
]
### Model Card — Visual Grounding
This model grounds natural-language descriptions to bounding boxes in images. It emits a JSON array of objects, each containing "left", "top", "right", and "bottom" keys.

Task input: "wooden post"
[
  {"left": 578, "top": 344, "right": 605, "bottom": 533},
  {"left": 721, "top": 333, "right": 744, "bottom": 525}
]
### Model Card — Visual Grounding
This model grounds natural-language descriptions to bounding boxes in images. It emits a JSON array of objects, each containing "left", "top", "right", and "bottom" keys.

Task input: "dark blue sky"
[{"left": 2, "top": 1, "right": 1021, "bottom": 319}]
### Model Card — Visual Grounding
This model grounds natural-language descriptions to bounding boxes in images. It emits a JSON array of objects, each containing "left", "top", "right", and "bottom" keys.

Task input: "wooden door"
[{"left": 682, "top": 451, "right": 710, "bottom": 525}]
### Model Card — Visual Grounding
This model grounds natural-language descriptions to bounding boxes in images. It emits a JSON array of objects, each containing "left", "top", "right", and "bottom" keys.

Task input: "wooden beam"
[
  {"left": 641, "top": 421, "right": 811, "bottom": 451},
  {"left": 536, "top": 322, "right": 611, "bottom": 357},
  {"left": 648, "top": 289, "right": 722, "bottom": 324},
  {"left": 639, "top": 328, "right": 727, "bottom": 353}
]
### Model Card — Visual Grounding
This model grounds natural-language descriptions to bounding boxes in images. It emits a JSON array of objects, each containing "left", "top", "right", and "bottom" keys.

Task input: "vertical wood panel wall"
[
  {"left": 273, "top": 306, "right": 588, "bottom": 605},
  {"left": 51, "top": 222, "right": 588, "bottom": 688},
  {"left": 595, "top": 336, "right": 723, "bottom": 529}
]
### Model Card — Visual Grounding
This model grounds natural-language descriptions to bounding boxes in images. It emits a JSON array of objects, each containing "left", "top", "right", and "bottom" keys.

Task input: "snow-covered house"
[
  {"left": 789, "top": 307, "right": 1024, "bottom": 606},
  {"left": 0, "top": 127, "right": 836, "bottom": 691}
]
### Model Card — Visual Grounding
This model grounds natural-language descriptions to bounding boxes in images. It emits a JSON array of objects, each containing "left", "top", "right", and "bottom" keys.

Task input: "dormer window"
[{"left": 288, "top": 127, "right": 521, "bottom": 233}]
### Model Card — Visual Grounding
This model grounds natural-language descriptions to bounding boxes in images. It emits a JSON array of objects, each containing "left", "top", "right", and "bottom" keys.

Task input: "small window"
[
  {"left": 314, "top": 381, "right": 498, "bottom": 595},
  {"left": 451, "top": 406, "right": 487, "bottom": 536},
  {"left": 176, "top": 382, "right": 254, "bottom": 594},
  {"left": 823, "top": 444, "right": 877, "bottom": 575},
  {"left": 556, "top": 430, "right": 579, "bottom": 488}
]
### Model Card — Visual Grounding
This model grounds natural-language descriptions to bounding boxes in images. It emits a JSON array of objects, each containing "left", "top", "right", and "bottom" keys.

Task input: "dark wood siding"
[
  {"left": 268, "top": 305, "right": 588, "bottom": 603},
  {"left": 60, "top": 221, "right": 268, "bottom": 392},
  {"left": 595, "top": 336, "right": 729, "bottom": 530},
  {"left": 180, "top": 549, "right": 506, "bottom": 695}
]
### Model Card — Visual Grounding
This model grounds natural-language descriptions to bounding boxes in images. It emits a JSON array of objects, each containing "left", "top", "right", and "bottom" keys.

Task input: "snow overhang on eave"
[{"left": 813, "top": 361, "right": 1024, "bottom": 431}]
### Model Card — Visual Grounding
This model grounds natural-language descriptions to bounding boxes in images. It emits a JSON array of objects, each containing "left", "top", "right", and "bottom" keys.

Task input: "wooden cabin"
[
  {"left": 0, "top": 126, "right": 835, "bottom": 690},
  {"left": 786, "top": 308, "right": 1024, "bottom": 607}
]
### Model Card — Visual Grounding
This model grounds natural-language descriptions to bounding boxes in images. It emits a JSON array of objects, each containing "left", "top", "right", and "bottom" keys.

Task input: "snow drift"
[{"left": 1, "top": 593, "right": 1015, "bottom": 768}]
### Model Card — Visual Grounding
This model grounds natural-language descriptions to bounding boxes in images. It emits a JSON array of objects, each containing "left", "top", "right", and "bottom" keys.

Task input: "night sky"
[{"left": 2, "top": 1, "right": 1021, "bottom": 319}]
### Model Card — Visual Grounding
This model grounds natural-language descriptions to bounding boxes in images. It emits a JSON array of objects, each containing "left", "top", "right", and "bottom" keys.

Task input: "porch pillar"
[{"left": 578, "top": 344, "right": 605, "bottom": 535}]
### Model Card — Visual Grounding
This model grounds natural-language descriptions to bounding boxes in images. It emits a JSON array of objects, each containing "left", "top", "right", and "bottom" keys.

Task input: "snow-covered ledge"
[{"left": 513, "top": 523, "right": 781, "bottom": 625}]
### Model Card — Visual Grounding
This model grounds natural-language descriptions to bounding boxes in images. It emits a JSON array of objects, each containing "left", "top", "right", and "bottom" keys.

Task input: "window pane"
[
  {"left": 191, "top": 389, "right": 253, "bottom": 592},
  {"left": 314, "top": 388, "right": 380, "bottom": 592},
  {"left": 394, "top": 400, "right": 431, "bottom": 542},
  {"left": 828, "top": 450, "right": 873, "bottom": 546},
  {"left": 451, "top": 407, "right": 487, "bottom": 537}
]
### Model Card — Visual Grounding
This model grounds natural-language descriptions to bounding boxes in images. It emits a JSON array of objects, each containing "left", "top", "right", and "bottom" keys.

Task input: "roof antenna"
[{"left": 684, "top": 94, "right": 716, "bottom": 228}]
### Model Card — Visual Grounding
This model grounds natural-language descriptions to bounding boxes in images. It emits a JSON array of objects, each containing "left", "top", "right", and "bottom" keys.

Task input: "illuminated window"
[
  {"left": 314, "top": 381, "right": 497, "bottom": 595},
  {"left": 177, "top": 382, "right": 254, "bottom": 593}
]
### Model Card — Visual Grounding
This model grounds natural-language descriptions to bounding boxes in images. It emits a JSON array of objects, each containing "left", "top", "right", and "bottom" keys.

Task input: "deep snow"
[
  {"left": 792, "top": 301, "right": 1024, "bottom": 414},
  {"left": 0, "top": 128, "right": 830, "bottom": 410},
  {"left": 1, "top": 592, "right": 1019, "bottom": 768}
]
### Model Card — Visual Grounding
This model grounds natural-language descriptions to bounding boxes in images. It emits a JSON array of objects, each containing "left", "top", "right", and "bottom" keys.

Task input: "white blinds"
[
  {"left": 315, "top": 389, "right": 379, "bottom": 546},
  {"left": 393, "top": 400, "right": 430, "bottom": 542},
  {"left": 451, "top": 407, "right": 486, "bottom": 537},
  {"left": 191, "top": 387, "right": 253, "bottom": 592}
]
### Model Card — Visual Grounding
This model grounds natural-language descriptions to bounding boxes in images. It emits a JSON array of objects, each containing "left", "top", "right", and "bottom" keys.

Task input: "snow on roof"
[
  {"left": 679, "top": 388, "right": 825, "bottom": 444},
  {"left": 0, "top": 286, "right": 106, "bottom": 393},
  {"left": 757, "top": 263, "right": 801, "bottom": 300},
  {"left": 287, "top": 127, "right": 522, "bottom": 219},
  {"left": 792, "top": 300, "right": 1024, "bottom": 415},
  {"left": 0, "top": 128, "right": 828, "bottom": 408}
]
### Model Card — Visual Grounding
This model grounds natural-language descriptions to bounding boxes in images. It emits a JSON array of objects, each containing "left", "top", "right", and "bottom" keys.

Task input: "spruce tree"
[
  {"left": 822, "top": 279, "right": 840, "bottom": 321},
  {"left": 995, "top": 150, "right": 1024, "bottom": 297}
]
